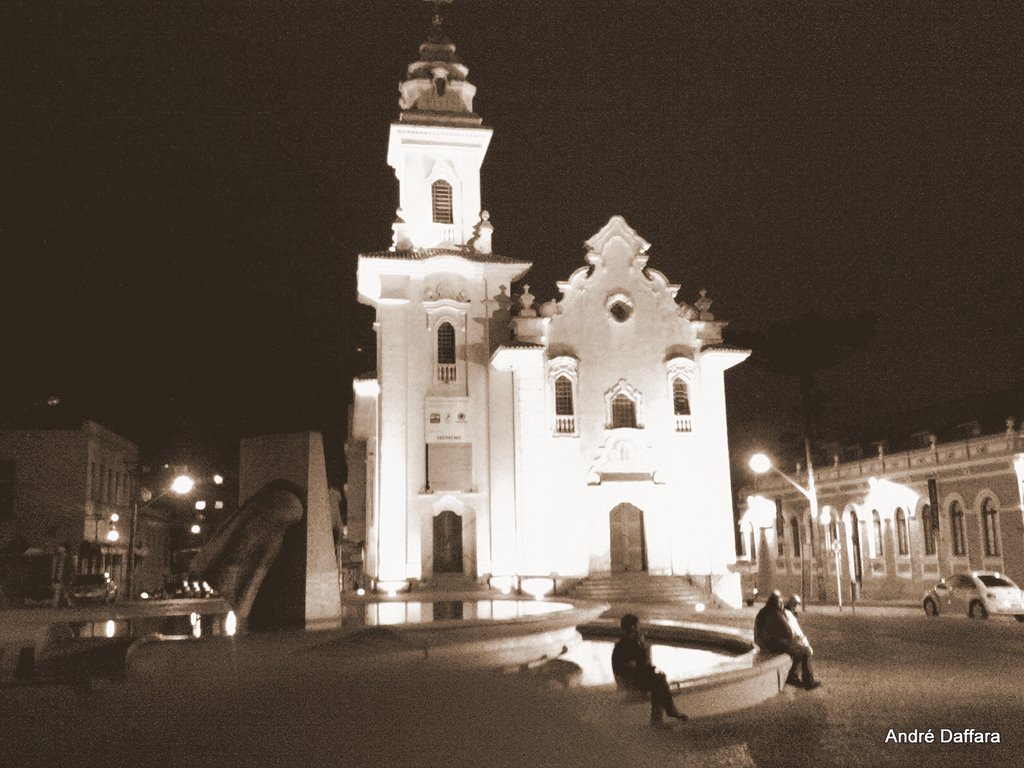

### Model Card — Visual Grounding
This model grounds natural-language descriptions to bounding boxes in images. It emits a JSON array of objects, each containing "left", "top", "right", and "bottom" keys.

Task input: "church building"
[{"left": 347, "top": 17, "right": 749, "bottom": 606}]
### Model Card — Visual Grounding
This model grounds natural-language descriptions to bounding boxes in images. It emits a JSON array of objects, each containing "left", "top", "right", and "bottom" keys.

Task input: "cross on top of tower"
[{"left": 424, "top": 0, "right": 453, "bottom": 41}]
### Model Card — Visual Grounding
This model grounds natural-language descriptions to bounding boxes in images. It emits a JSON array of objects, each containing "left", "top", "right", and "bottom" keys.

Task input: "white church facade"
[{"left": 347, "top": 19, "right": 749, "bottom": 607}]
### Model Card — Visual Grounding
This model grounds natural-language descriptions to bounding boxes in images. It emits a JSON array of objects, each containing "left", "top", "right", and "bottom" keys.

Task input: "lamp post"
[
  {"left": 821, "top": 508, "right": 843, "bottom": 611},
  {"left": 126, "top": 473, "right": 193, "bottom": 600},
  {"left": 749, "top": 451, "right": 834, "bottom": 611}
]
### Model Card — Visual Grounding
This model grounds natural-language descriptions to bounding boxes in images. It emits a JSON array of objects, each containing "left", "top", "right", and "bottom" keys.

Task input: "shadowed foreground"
[{"left": 2, "top": 607, "right": 1021, "bottom": 768}]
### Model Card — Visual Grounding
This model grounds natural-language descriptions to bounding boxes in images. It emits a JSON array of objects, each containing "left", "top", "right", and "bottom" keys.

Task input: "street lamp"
[
  {"left": 749, "top": 451, "right": 832, "bottom": 611},
  {"left": 126, "top": 473, "right": 194, "bottom": 600},
  {"left": 820, "top": 506, "right": 843, "bottom": 611}
]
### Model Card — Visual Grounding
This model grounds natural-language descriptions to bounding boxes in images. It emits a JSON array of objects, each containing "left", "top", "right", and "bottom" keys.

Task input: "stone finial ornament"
[
  {"left": 391, "top": 209, "right": 412, "bottom": 251},
  {"left": 469, "top": 210, "right": 493, "bottom": 254},
  {"left": 695, "top": 289, "right": 715, "bottom": 321},
  {"left": 518, "top": 284, "right": 537, "bottom": 317}
]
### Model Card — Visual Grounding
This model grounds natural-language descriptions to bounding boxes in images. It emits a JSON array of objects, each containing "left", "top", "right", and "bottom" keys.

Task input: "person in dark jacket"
[
  {"left": 754, "top": 591, "right": 820, "bottom": 690},
  {"left": 611, "top": 613, "right": 689, "bottom": 726}
]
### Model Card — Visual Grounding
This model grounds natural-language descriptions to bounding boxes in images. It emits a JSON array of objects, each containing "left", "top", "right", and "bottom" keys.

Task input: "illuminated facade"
[
  {"left": 738, "top": 425, "right": 1024, "bottom": 604},
  {"left": 348, "top": 20, "right": 749, "bottom": 605}
]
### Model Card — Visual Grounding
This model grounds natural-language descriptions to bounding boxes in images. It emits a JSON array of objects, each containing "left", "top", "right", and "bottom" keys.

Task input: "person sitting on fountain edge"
[
  {"left": 753, "top": 591, "right": 821, "bottom": 690},
  {"left": 611, "top": 613, "right": 689, "bottom": 726}
]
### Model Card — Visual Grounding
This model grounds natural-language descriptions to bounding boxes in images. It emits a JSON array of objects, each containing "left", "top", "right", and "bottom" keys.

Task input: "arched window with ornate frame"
[
  {"left": 548, "top": 356, "right": 579, "bottom": 436},
  {"left": 665, "top": 357, "right": 695, "bottom": 433},
  {"left": 436, "top": 321, "right": 456, "bottom": 384},
  {"left": 604, "top": 379, "right": 643, "bottom": 430}
]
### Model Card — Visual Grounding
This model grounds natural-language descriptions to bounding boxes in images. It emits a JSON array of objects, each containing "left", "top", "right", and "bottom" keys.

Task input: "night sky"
[{"left": 4, "top": 1, "right": 1022, "bottom": 483}]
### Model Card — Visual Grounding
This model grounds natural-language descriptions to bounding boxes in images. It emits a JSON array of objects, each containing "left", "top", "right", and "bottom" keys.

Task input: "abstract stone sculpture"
[{"left": 192, "top": 432, "right": 342, "bottom": 630}]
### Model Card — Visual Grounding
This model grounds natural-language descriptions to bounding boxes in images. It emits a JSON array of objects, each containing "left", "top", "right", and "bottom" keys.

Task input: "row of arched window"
[
  {"left": 550, "top": 375, "right": 691, "bottom": 434},
  {"left": 764, "top": 496, "right": 1003, "bottom": 564}
]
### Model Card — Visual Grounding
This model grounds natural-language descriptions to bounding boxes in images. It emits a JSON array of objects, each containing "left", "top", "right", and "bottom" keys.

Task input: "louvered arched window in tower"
[{"left": 432, "top": 180, "right": 453, "bottom": 224}]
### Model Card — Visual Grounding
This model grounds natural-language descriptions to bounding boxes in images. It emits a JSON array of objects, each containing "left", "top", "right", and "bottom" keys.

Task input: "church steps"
[{"left": 565, "top": 575, "right": 708, "bottom": 605}]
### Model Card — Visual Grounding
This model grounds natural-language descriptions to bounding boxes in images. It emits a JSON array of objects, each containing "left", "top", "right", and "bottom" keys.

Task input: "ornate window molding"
[
  {"left": 428, "top": 310, "right": 466, "bottom": 389},
  {"left": 604, "top": 379, "right": 643, "bottom": 430},
  {"left": 605, "top": 292, "right": 634, "bottom": 323},
  {"left": 665, "top": 357, "right": 695, "bottom": 433},
  {"left": 548, "top": 356, "right": 579, "bottom": 436}
]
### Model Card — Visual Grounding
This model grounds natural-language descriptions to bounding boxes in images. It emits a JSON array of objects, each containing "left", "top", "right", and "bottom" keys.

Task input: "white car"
[{"left": 923, "top": 572, "right": 1024, "bottom": 620}]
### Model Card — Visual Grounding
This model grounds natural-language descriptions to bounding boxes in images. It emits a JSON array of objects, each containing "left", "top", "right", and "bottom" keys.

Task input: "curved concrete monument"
[{"left": 192, "top": 432, "right": 343, "bottom": 630}]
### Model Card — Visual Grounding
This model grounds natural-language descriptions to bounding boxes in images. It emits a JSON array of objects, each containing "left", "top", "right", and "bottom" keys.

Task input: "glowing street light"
[
  {"left": 749, "top": 452, "right": 835, "bottom": 611},
  {"left": 127, "top": 471, "right": 196, "bottom": 599}
]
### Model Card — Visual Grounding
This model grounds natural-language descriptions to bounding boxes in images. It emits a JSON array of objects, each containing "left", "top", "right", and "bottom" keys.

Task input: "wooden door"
[
  {"left": 433, "top": 510, "right": 463, "bottom": 574},
  {"left": 609, "top": 503, "right": 647, "bottom": 573}
]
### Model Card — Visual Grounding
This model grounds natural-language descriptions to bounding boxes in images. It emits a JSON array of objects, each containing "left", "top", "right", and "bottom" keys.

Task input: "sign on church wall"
[{"left": 425, "top": 397, "right": 470, "bottom": 443}]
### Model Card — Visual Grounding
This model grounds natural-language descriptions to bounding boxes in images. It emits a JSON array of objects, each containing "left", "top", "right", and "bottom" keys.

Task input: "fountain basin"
[
  {"left": 565, "top": 618, "right": 791, "bottom": 720},
  {"left": 124, "top": 597, "right": 607, "bottom": 683}
]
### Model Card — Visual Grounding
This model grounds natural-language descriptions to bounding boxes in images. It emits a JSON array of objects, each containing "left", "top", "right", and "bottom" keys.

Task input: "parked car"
[
  {"left": 923, "top": 572, "right": 1024, "bottom": 620},
  {"left": 69, "top": 573, "right": 117, "bottom": 605}
]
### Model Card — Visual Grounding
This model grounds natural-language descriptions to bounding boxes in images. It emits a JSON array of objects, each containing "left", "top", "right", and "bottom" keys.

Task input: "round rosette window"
[{"left": 606, "top": 293, "right": 634, "bottom": 323}]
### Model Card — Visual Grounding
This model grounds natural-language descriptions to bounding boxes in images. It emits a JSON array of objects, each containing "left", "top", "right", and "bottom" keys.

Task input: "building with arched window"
[
  {"left": 738, "top": 418, "right": 1024, "bottom": 604},
  {"left": 347, "top": 17, "right": 749, "bottom": 605}
]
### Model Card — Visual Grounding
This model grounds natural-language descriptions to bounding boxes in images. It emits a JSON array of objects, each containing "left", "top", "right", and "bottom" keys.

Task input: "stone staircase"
[
  {"left": 564, "top": 573, "right": 709, "bottom": 605},
  {"left": 417, "top": 574, "right": 490, "bottom": 593}
]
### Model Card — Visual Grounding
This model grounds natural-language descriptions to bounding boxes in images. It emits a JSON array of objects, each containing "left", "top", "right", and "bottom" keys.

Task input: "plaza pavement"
[{"left": 1, "top": 599, "right": 1021, "bottom": 768}]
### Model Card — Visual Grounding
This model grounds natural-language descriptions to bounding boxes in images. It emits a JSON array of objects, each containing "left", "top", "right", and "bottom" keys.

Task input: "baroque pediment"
[{"left": 556, "top": 216, "right": 681, "bottom": 306}]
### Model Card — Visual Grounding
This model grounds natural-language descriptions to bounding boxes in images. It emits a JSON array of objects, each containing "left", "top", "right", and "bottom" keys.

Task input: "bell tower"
[{"left": 387, "top": 5, "right": 492, "bottom": 249}]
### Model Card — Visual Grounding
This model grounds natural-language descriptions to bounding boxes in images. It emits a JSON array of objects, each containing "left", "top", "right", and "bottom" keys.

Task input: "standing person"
[
  {"left": 783, "top": 594, "right": 821, "bottom": 690},
  {"left": 611, "top": 613, "right": 689, "bottom": 726}
]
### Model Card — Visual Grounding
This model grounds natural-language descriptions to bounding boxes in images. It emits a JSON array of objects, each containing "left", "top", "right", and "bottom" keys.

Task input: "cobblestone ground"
[{"left": 1, "top": 604, "right": 1021, "bottom": 768}]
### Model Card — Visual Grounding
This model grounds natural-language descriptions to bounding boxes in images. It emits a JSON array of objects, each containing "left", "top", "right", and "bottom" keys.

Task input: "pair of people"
[
  {"left": 754, "top": 591, "right": 822, "bottom": 690},
  {"left": 611, "top": 614, "right": 689, "bottom": 726}
]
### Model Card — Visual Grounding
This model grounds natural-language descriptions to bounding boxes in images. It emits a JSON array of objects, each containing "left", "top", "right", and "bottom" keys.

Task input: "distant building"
[
  {"left": 346, "top": 18, "right": 749, "bottom": 605},
  {"left": 1, "top": 420, "right": 154, "bottom": 596},
  {"left": 738, "top": 412, "right": 1024, "bottom": 605}
]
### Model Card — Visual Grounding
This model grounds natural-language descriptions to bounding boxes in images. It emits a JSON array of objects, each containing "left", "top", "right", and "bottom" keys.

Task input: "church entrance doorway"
[
  {"left": 609, "top": 503, "right": 647, "bottom": 573},
  {"left": 433, "top": 510, "right": 463, "bottom": 574}
]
